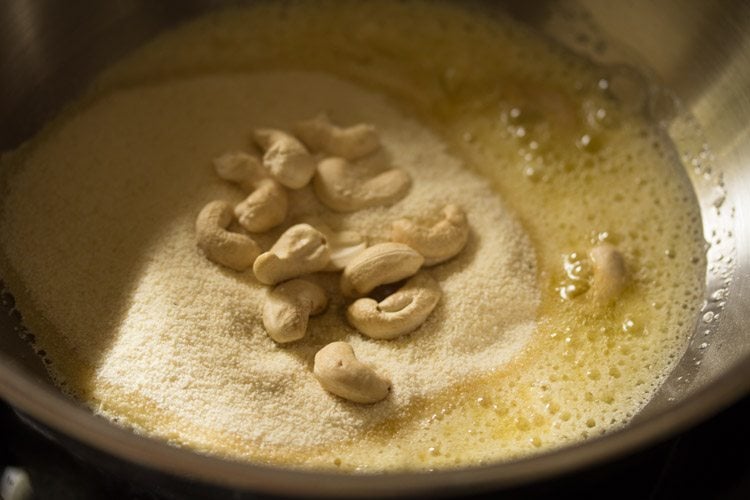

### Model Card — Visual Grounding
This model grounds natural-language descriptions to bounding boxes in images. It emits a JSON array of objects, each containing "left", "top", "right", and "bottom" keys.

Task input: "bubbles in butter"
[{"left": 2, "top": 1, "right": 706, "bottom": 470}]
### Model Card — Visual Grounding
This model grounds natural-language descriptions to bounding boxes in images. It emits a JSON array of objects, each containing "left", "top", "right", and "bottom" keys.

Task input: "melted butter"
[{"left": 22, "top": 1, "right": 706, "bottom": 470}]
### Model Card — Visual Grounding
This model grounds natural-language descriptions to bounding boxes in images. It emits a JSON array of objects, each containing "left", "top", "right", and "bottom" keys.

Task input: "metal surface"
[{"left": 1, "top": 0, "right": 749, "bottom": 497}]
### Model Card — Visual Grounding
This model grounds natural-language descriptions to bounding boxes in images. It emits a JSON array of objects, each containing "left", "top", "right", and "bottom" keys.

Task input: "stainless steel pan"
[{"left": 1, "top": 0, "right": 749, "bottom": 497}]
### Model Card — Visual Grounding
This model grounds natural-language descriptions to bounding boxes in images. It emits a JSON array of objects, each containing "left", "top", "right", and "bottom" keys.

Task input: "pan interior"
[{"left": 0, "top": 0, "right": 746, "bottom": 493}]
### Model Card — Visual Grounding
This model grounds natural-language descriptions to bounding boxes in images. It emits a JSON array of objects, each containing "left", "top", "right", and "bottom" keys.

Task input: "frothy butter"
[{"left": 0, "top": 1, "right": 705, "bottom": 471}]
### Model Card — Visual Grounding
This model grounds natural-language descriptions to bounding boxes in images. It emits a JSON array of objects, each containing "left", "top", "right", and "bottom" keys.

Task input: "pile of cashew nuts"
[{"left": 195, "top": 114, "right": 470, "bottom": 404}]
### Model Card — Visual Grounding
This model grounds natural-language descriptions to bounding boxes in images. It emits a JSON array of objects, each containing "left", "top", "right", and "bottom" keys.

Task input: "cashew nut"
[
  {"left": 213, "top": 152, "right": 289, "bottom": 232},
  {"left": 262, "top": 279, "right": 328, "bottom": 343},
  {"left": 300, "top": 216, "right": 367, "bottom": 271},
  {"left": 253, "top": 224, "right": 331, "bottom": 285},
  {"left": 313, "top": 157, "right": 411, "bottom": 213},
  {"left": 213, "top": 151, "right": 264, "bottom": 190},
  {"left": 340, "top": 242, "right": 424, "bottom": 297},
  {"left": 588, "top": 244, "right": 627, "bottom": 304},
  {"left": 254, "top": 129, "right": 316, "bottom": 189},
  {"left": 313, "top": 341, "right": 390, "bottom": 404},
  {"left": 234, "top": 178, "right": 288, "bottom": 233},
  {"left": 294, "top": 113, "right": 380, "bottom": 160},
  {"left": 347, "top": 273, "right": 441, "bottom": 340},
  {"left": 391, "top": 204, "right": 470, "bottom": 266},
  {"left": 195, "top": 200, "right": 261, "bottom": 271}
]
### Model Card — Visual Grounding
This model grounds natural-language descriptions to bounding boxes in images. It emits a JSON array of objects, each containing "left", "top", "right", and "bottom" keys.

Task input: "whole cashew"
[
  {"left": 294, "top": 113, "right": 380, "bottom": 160},
  {"left": 195, "top": 200, "right": 261, "bottom": 271},
  {"left": 347, "top": 273, "right": 441, "bottom": 340},
  {"left": 391, "top": 204, "right": 470, "bottom": 266},
  {"left": 313, "top": 341, "right": 390, "bottom": 404},
  {"left": 234, "top": 178, "right": 288, "bottom": 233},
  {"left": 254, "top": 129, "right": 316, "bottom": 189},
  {"left": 213, "top": 151, "right": 264, "bottom": 190},
  {"left": 340, "top": 242, "right": 424, "bottom": 297},
  {"left": 313, "top": 157, "right": 411, "bottom": 213},
  {"left": 213, "top": 152, "right": 288, "bottom": 232},
  {"left": 253, "top": 224, "right": 331, "bottom": 285},
  {"left": 300, "top": 216, "right": 367, "bottom": 272},
  {"left": 262, "top": 279, "right": 328, "bottom": 343},
  {"left": 588, "top": 244, "right": 627, "bottom": 304}
]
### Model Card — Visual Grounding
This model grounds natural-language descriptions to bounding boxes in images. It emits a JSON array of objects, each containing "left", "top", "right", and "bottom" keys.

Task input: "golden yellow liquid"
[{"left": 1, "top": 1, "right": 705, "bottom": 470}]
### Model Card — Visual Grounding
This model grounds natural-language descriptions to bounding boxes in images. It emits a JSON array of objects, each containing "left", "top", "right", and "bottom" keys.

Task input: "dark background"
[{"left": 1, "top": 395, "right": 748, "bottom": 500}]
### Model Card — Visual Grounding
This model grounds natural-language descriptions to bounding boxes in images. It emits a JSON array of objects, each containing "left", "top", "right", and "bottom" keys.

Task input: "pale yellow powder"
[{"left": 0, "top": 71, "right": 539, "bottom": 449}]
